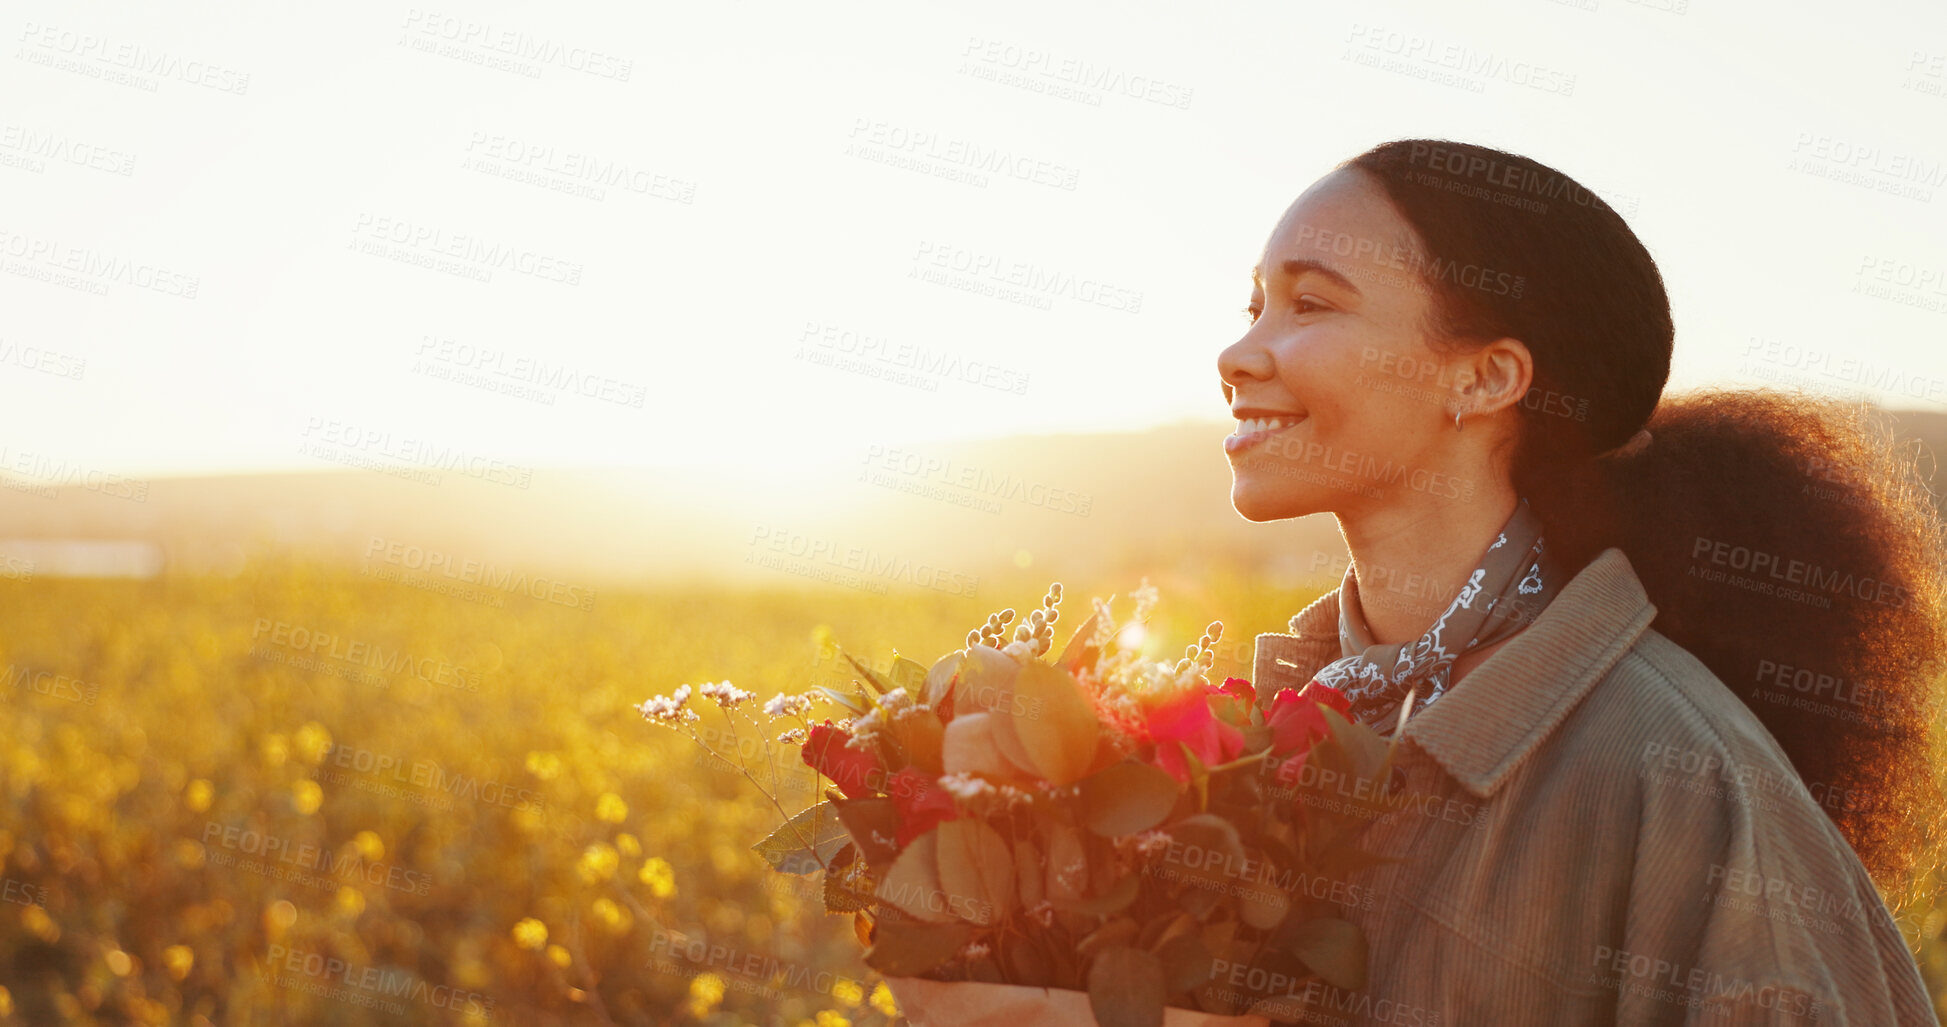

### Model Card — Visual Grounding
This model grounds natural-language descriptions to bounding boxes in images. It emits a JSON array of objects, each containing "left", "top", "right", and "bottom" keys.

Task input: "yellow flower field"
[{"left": 0, "top": 563, "right": 1942, "bottom": 1024}]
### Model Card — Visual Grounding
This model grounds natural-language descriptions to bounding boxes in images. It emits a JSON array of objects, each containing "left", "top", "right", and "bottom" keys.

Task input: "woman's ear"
[{"left": 1454, "top": 337, "right": 1534, "bottom": 416}]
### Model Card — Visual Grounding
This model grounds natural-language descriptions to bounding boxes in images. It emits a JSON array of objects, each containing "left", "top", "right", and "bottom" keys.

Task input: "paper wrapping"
[{"left": 883, "top": 976, "right": 1271, "bottom": 1027}]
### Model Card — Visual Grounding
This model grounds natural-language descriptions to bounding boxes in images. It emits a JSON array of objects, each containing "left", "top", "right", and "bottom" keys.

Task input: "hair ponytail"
[
  {"left": 1344, "top": 139, "right": 1947, "bottom": 914},
  {"left": 1539, "top": 391, "right": 1947, "bottom": 910}
]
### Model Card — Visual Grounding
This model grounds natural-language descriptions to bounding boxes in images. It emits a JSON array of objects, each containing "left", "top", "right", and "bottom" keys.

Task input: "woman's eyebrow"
[{"left": 1250, "top": 259, "right": 1364, "bottom": 297}]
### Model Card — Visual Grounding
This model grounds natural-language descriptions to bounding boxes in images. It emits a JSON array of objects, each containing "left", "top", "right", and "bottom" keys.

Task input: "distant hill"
[{"left": 0, "top": 408, "right": 1940, "bottom": 587}]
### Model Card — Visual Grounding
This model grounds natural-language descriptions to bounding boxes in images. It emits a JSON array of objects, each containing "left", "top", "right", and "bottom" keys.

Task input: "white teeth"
[{"left": 1236, "top": 416, "right": 1302, "bottom": 435}]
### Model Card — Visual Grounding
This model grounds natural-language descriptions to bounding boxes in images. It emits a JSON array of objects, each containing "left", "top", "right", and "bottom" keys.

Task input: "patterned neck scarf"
[{"left": 1308, "top": 497, "right": 1563, "bottom": 731}]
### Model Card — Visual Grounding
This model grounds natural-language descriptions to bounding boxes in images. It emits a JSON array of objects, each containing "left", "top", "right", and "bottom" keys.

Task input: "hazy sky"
[{"left": 4, "top": 0, "right": 1945, "bottom": 483}]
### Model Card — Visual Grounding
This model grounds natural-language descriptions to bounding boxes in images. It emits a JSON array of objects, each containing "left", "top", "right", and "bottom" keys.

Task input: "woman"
[{"left": 1218, "top": 139, "right": 1946, "bottom": 1025}]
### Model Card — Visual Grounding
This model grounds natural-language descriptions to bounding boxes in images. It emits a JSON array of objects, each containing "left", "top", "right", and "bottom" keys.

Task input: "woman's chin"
[{"left": 1229, "top": 480, "right": 1321, "bottom": 522}]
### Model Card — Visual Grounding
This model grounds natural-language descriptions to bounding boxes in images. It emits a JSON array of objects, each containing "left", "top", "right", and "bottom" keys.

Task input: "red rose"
[
  {"left": 1267, "top": 681, "right": 1351, "bottom": 786},
  {"left": 888, "top": 767, "right": 960, "bottom": 847},
  {"left": 1216, "top": 676, "right": 1256, "bottom": 708},
  {"left": 801, "top": 720, "right": 886, "bottom": 799},
  {"left": 1145, "top": 687, "right": 1245, "bottom": 782}
]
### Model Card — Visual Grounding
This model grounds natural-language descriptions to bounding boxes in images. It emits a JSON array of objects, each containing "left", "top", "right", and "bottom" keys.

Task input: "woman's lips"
[{"left": 1224, "top": 417, "right": 1305, "bottom": 455}]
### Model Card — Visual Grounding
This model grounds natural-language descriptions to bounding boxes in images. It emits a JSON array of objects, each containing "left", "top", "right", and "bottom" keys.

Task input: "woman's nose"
[{"left": 1218, "top": 336, "right": 1275, "bottom": 400}]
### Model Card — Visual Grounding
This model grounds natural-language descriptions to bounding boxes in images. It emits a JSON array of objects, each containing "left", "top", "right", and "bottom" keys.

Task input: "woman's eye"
[
  {"left": 1240, "top": 305, "right": 1262, "bottom": 324},
  {"left": 1293, "top": 295, "right": 1329, "bottom": 314}
]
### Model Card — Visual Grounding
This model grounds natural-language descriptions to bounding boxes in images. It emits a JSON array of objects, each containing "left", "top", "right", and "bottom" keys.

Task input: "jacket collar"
[{"left": 1251, "top": 547, "right": 1659, "bottom": 799}]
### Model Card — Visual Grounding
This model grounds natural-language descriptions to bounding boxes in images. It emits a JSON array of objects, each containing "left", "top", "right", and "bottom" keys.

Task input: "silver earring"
[{"left": 1453, "top": 409, "right": 1463, "bottom": 431}]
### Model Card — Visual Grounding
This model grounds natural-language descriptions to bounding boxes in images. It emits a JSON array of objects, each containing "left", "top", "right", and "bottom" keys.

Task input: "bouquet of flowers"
[{"left": 639, "top": 581, "right": 1408, "bottom": 1026}]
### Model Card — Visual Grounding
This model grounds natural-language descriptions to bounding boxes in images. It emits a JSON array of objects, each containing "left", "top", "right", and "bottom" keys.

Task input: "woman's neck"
[{"left": 1336, "top": 488, "right": 1521, "bottom": 647}]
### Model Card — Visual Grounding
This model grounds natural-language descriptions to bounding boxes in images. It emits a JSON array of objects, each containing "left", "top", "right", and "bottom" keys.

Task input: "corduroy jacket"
[{"left": 1248, "top": 547, "right": 1935, "bottom": 1026}]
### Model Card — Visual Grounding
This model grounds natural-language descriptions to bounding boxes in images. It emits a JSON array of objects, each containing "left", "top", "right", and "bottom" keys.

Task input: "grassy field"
[{"left": 0, "top": 564, "right": 1942, "bottom": 1025}]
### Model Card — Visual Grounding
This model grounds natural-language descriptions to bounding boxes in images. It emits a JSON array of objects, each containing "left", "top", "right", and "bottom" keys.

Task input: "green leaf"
[
  {"left": 1056, "top": 606, "right": 1104, "bottom": 671},
  {"left": 1011, "top": 660, "right": 1099, "bottom": 786},
  {"left": 823, "top": 852, "right": 875, "bottom": 913},
  {"left": 1078, "top": 761, "right": 1182, "bottom": 837},
  {"left": 832, "top": 798, "right": 901, "bottom": 870},
  {"left": 1005, "top": 932, "right": 1058, "bottom": 988},
  {"left": 1087, "top": 946, "right": 1166, "bottom": 1027},
  {"left": 752, "top": 802, "right": 851, "bottom": 874},
  {"left": 875, "top": 829, "right": 957, "bottom": 923},
  {"left": 815, "top": 686, "right": 869, "bottom": 716},
  {"left": 863, "top": 920, "right": 975, "bottom": 977},
  {"left": 1319, "top": 704, "right": 1387, "bottom": 783},
  {"left": 1048, "top": 870, "right": 1140, "bottom": 917},
  {"left": 1014, "top": 836, "right": 1045, "bottom": 909},
  {"left": 842, "top": 650, "right": 892, "bottom": 694},
  {"left": 1077, "top": 917, "right": 1140, "bottom": 960},
  {"left": 933, "top": 819, "right": 1014, "bottom": 926},
  {"left": 1155, "top": 933, "right": 1214, "bottom": 998},
  {"left": 889, "top": 654, "right": 929, "bottom": 693},
  {"left": 1236, "top": 851, "right": 1292, "bottom": 930},
  {"left": 1286, "top": 916, "right": 1367, "bottom": 991}
]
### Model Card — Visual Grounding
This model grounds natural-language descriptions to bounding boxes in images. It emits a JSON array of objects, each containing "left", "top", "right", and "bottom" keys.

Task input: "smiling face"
[{"left": 1218, "top": 167, "right": 1499, "bottom": 523}]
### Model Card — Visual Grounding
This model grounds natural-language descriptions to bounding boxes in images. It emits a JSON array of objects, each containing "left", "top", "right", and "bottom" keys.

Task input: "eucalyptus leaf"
[
  {"left": 1285, "top": 916, "right": 1368, "bottom": 991},
  {"left": 1049, "top": 871, "right": 1140, "bottom": 917},
  {"left": 933, "top": 819, "right": 1014, "bottom": 926},
  {"left": 1087, "top": 946, "right": 1166, "bottom": 1027},
  {"left": 832, "top": 798, "right": 901, "bottom": 870},
  {"left": 1011, "top": 660, "right": 1099, "bottom": 786},
  {"left": 1078, "top": 761, "right": 1182, "bottom": 837},
  {"left": 862, "top": 920, "right": 975, "bottom": 977},
  {"left": 875, "top": 830, "right": 956, "bottom": 923}
]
